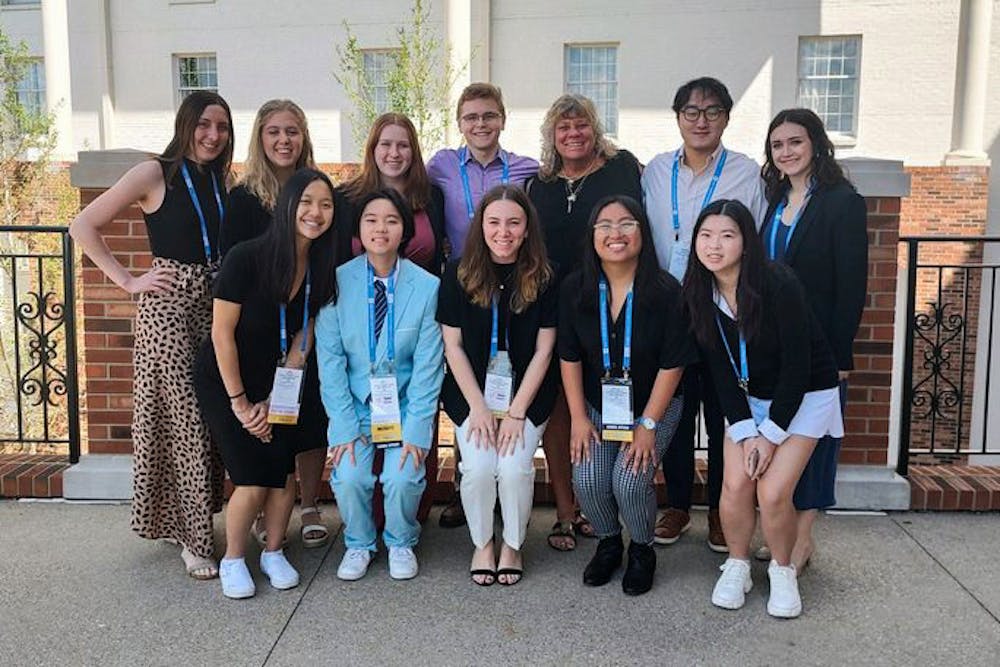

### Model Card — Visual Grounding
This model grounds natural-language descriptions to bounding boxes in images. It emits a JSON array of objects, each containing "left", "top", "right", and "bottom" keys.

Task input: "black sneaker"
[{"left": 439, "top": 495, "right": 466, "bottom": 528}]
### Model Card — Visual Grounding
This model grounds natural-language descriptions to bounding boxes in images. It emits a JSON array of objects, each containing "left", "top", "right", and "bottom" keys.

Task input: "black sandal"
[
  {"left": 547, "top": 520, "right": 577, "bottom": 551},
  {"left": 470, "top": 569, "right": 496, "bottom": 587},
  {"left": 497, "top": 567, "right": 523, "bottom": 586}
]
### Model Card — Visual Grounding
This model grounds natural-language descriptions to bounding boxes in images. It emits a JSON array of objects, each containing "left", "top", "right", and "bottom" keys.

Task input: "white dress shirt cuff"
[
  {"left": 759, "top": 419, "right": 790, "bottom": 446},
  {"left": 728, "top": 419, "right": 759, "bottom": 443}
]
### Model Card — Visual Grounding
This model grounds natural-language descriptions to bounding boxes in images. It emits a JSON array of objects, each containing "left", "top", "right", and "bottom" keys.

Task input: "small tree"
[
  {"left": 0, "top": 27, "right": 57, "bottom": 227},
  {"left": 334, "top": 0, "right": 466, "bottom": 158}
]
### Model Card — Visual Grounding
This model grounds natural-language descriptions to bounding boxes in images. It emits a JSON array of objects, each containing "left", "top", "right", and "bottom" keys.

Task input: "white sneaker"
[
  {"left": 711, "top": 558, "right": 752, "bottom": 610},
  {"left": 767, "top": 560, "right": 802, "bottom": 618},
  {"left": 260, "top": 549, "right": 300, "bottom": 590},
  {"left": 220, "top": 557, "right": 255, "bottom": 599},
  {"left": 337, "top": 548, "right": 373, "bottom": 581},
  {"left": 388, "top": 546, "right": 419, "bottom": 580}
]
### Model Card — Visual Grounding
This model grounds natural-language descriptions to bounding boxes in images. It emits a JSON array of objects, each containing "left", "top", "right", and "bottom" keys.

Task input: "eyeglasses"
[
  {"left": 679, "top": 105, "right": 726, "bottom": 122},
  {"left": 460, "top": 111, "right": 503, "bottom": 124},
  {"left": 593, "top": 220, "right": 640, "bottom": 235}
]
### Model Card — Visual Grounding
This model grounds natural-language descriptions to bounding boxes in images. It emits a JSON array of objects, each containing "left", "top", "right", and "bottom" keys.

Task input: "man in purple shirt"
[
  {"left": 427, "top": 83, "right": 538, "bottom": 259},
  {"left": 427, "top": 83, "right": 538, "bottom": 529}
]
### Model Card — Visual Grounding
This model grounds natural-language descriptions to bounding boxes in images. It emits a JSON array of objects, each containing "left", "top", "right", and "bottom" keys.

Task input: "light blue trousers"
[{"left": 329, "top": 442, "right": 426, "bottom": 551}]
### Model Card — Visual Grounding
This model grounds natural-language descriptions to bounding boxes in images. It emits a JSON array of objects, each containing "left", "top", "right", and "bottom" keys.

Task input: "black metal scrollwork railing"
[
  {"left": 898, "top": 236, "right": 1000, "bottom": 475},
  {"left": 0, "top": 225, "right": 79, "bottom": 463}
]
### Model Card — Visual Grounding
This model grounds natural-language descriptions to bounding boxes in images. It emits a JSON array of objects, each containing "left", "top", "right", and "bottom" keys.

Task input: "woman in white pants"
[{"left": 437, "top": 185, "right": 558, "bottom": 586}]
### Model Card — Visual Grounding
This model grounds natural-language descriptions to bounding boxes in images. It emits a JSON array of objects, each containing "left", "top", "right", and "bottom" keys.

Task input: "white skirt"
[{"left": 748, "top": 386, "right": 844, "bottom": 440}]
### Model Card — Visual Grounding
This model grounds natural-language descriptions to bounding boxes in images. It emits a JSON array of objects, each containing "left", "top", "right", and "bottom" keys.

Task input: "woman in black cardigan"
[
  {"left": 758, "top": 108, "right": 867, "bottom": 571},
  {"left": 683, "top": 199, "right": 843, "bottom": 619},
  {"left": 336, "top": 113, "right": 447, "bottom": 275}
]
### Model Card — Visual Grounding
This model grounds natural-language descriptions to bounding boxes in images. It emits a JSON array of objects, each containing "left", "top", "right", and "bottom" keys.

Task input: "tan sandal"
[
  {"left": 181, "top": 547, "right": 218, "bottom": 580},
  {"left": 300, "top": 505, "right": 329, "bottom": 548}
]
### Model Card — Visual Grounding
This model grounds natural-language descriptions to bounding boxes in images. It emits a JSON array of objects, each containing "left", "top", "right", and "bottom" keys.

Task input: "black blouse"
[
  {"left": 528, "top": 150, "right": 643, "bottom": 285},
  {"left": 703, "top": 264, "right": 839, "bottom": 433},
  {"left": 220, "top": 184, "right": 272, "bottom": 256},
  {"left": 144, "top": 158, "right": 227, "bottom": 265},
  {"left": 436, "top": 260, "right": 559, "bottom": 426},
  {"left": 558, "top": 269, "right": 697, "bottom": 415}
]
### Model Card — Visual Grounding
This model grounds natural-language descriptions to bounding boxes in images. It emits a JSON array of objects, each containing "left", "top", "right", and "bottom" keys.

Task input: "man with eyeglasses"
[
  {"left": 427, "top": 82, "right": 538, "bottom": 529},
  {"left": 428, "top": 82, "right": 539, "bottom": 261},
  {"left": 642, "top": 76, "right": 766, "bottom": 553}
]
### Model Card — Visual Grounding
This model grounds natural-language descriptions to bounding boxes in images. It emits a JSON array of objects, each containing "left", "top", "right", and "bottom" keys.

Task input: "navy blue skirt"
[{"left": 793, "top": 380, "right": 847, "bottom": 510}]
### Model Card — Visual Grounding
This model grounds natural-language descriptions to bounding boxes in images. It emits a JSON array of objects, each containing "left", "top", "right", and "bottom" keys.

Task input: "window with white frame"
[
  {"left": 564, "top": 44, "right": 619, "bottom": 135},
  {"left": 797, "top": 36, "right": 861, "bottom": 137},
  {"left": 16, "top": 59, "right": 45, "bottom": 116},
  {"left": 362, "top": 49, "right": 399, "bottom": 115},
  {"left": 175, "top": 54, "right": 218, "bottom": 104}
]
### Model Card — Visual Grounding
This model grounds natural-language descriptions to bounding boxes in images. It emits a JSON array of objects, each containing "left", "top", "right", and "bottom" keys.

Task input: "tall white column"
[
  {"left": 445, "top": 0, "right": 490, "bottom": 146},
  {"left": 40, "top": 0, "right": 74, "bottom": 161},
  {"left": 945, "top": 0, "right": 992, "bottom": 165}
]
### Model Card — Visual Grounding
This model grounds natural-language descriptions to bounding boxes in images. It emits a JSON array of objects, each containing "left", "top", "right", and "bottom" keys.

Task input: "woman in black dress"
[
  {"left": 195, "top": 168, "right": 338, "bottom": 599},
  {"left": 528, "top": 93, "right": 644, "bottom": 550},
  {"left": 219, "top": 99, "right": 331, "bottom": 550},
  {"left": 683, "top": 199, "right": 842, "bottom": 618}
]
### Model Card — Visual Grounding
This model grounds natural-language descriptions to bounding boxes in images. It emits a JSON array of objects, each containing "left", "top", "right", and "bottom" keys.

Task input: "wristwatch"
[{"left": 635, "top": 416, "right": 656, "bottom": 431}]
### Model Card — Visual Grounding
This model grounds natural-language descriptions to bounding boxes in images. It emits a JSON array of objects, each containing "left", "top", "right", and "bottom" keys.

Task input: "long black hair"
[
  {"left": 682, "top": 199, "right": 765, "bottom": 347},
  {"left": 258, "top": 167, "right": 339, "bottom": 309},
  {"left": 353, "top": 188, "right": 416, "bottom": 258},
  {"left": 761, "top": 107, "right": 850, "bottom": 201},
  {"left": 574, "top": 194, "right": 669, "bottom": 312}
]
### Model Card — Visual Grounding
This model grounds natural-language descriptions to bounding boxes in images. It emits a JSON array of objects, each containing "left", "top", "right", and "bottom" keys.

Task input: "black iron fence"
[
  {"left": 898, "top": 235, "right": 1000, "bottom": 475},
  {"left": 0, "top": 225, "right": 80, "bottom": 463}
]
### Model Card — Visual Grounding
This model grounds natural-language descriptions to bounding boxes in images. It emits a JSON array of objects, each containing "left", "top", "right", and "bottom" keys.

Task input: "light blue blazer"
[{"left": 316, "top": 255, "right": 444, "bottom": 450}]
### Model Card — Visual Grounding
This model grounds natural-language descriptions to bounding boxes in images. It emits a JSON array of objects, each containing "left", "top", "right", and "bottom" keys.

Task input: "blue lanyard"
[
  {"left": 489, "top": 296, "right": 511, "bottom": 359},
  {"left": 278, "top": 267, "right": 311, "bottom": 359},
  {"left": 459, "top": 146, "right": 510, "bottom": 219},
  {"left": 670, "top": 148, "right": 728, "bottom": 241},
  {"left": 715, "top": 311, "right": 749, "bottom": 393},
  {"left": 599, "top": 278, "right": 633, "bottom": 378},
  {"left": 768, "top": 187, "right": 814, "bottom": 260},
  {"left": 180, "top": 161, "right": 224, "bottom": 263},
  {"left": 367, "top": 261, "right": 397, "bottom": 366}
]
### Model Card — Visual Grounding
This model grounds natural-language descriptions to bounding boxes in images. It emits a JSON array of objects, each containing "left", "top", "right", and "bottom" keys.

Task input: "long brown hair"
[
  {"left": 159, "top": 90, "right": 234, "bottom": 184},
  {"left": 343, "top": 113, "right": 430, "bottom": 211},
  {"left": 458, "top": 185, "right": 552, "bottom": 313},
  {"left": 761, "top": 107, "right": 849, "bottom": 201}
]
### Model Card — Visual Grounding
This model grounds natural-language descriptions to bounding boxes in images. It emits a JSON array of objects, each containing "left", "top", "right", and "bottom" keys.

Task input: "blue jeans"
[{"left": 329, "top": 442, "right": 426, "bottom": 550}]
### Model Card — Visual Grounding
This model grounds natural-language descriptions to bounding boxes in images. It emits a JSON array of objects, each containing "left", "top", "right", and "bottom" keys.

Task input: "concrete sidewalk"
[{"left": 2, "top": 502, "right": 999, "bottom": 666}]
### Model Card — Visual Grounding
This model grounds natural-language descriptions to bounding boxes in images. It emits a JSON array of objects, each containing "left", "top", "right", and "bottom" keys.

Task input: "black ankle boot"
[
  {"left": 622, "top": 541, "right": 656, "bottom": 595},
  {"left": 583, "top": 535, "right": 624, "bottom": 586}
]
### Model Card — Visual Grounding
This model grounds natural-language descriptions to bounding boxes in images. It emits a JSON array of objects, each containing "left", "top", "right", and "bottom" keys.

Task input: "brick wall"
[
  {"left": 899, "top": 166, "right": 989, "bottom": 460},
  {"left": 78, "top": 162, "right": 359, "bottom": 455},
  {"left": 843, "top": 196, "right": 900, "bottom": 465}
]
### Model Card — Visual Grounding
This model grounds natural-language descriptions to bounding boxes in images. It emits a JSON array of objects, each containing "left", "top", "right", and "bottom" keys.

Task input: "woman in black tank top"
[{"left": 69, "top": 91, "right": 234, "bottom": 582}]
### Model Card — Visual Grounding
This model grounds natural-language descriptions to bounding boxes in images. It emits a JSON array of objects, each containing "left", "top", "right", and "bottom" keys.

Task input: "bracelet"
[
  {"left": 228, "top": 391, "right": 246, "bottom": 401},
  {"left": 506, "top": 413, "right": 526, "bottom": 421}
]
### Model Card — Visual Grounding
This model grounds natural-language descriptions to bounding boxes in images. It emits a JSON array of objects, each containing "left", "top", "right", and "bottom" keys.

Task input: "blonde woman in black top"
[
  {"left": 683, "top": 199, "right": 842, "bottom": 618},
  {"left": 70, "top": 91, "right": 233, "bottom": 580},
  {"left": 437, "top": 185, "right": 557, "bottom": 586}
]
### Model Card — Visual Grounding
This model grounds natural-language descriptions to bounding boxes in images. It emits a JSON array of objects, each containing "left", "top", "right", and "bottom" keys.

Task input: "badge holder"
[
  {"left": 600, "top": 376, "right": 634, "bottom": 443},
  {"left": 267, "top": 362, "right": 304, "bottom": 425},
  {"left": 370, "top": 361, "right": 403, "bottom": 448},
  {"left": 484, "top": 350, "right": 515, "bottom": 418}
]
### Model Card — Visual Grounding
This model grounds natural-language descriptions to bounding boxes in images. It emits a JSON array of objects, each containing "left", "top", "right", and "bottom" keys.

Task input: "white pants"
[{"left": 456, "top": 417, "right": 546, "bottom": 550}]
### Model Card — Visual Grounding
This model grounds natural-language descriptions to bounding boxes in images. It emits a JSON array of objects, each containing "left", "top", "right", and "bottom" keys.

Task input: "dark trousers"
[{"left": 661, "top": 364, "right": 725, "bottom": 511}]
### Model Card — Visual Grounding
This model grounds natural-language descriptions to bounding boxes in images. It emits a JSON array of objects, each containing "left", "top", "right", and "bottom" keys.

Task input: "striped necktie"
[{"left": 374, "top": 279, "right": 388, "bottom": 343}]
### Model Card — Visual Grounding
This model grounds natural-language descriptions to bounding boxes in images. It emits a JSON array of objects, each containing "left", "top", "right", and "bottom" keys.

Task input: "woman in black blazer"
[
  {"left": 336, "top": 113, "right": 447, "bottom": 275},
  {"left": 758, "top": 108, "right": 868, "bottom": 571},
  {"left": 683, "top": 199, "right": 843, "bottom": 618}
]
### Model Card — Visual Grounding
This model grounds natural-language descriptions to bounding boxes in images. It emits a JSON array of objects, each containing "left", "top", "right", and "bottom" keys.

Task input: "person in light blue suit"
[{"left": 316, "top": 188, "right": 444, "bottom": 582}]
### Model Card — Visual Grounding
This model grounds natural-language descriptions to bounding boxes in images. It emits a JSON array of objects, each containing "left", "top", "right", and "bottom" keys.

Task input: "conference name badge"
[
  {"left": 370, "top": 373, "right": 402, "bottom": 447},
  {"left": 484, "top": 351, "right": 514, "bottom": 417},
  {"left": 600, "top": 377, "right": 634, "bottom": 443},
  {"left": 668, "top": 243, "right": 690, "bottom": 283},
  {"left": 267, "top": 366, "right": 304, "bottom": 425}
]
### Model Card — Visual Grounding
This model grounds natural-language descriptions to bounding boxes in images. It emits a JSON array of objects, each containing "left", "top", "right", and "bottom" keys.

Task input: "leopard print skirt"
[{"left": 129, "top": 257, "right": 224, "bottom": 559}]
